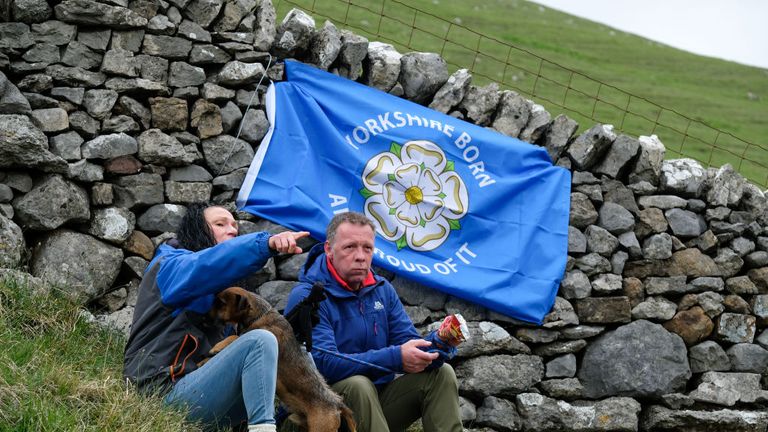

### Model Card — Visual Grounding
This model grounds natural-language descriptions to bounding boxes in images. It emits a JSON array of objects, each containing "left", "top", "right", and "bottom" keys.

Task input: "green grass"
[
  {"left": 0, "top": 275, "right": 203, "bottom": 431},
  {"left": 273, "top": 0, "right": 768, "bottom": 187}
]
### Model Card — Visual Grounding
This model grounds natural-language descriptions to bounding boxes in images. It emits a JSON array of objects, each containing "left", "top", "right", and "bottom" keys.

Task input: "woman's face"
[{"left": 204, "top": 206, "right": 238, "bottom": 244}]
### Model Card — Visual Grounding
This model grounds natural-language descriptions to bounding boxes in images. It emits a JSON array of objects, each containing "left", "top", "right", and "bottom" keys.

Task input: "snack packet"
[{"left": 436, "top": 313, "right": 470, "bottom": 347}]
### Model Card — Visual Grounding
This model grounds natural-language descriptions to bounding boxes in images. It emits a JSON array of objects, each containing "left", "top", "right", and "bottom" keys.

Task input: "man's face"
[
  {"left": 204, "top": 206, "right": 238, "bottom": 244},
  {"left": 325, "top": 222, "right": 375, "bottom": 290}
]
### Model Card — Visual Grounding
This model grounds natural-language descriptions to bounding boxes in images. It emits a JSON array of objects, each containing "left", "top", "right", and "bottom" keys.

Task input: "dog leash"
[{"left": 311, "top": 346, "right": 396, "bottom": 375}]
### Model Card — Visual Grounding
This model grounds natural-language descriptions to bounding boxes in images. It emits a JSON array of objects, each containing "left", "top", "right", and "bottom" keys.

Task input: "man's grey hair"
[{"left": 326, "top": 212, "right": 376, "bottom": 246}]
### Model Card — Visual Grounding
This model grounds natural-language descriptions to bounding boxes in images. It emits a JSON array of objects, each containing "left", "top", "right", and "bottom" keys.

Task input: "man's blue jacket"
[{"left": 285, "top": 243, "right": 446, "bottom": 386}]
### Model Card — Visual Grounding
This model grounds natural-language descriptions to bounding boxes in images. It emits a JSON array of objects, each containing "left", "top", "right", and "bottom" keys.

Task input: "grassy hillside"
[
  {"left": 0, "top": 276, "right": 203, "bottom": 431},
  {"left": 274, "top": 0, "right": 768, "bottom": 187}
]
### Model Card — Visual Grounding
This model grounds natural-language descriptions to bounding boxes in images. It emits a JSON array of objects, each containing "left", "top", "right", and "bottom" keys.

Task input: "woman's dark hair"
[{"left": 176, "top": 202, "right": 218, "bottom": 252}]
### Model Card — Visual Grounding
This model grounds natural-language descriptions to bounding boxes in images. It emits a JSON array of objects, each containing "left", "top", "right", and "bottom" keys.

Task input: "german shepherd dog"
[{"left": 207, "top": 287, "right": 356, "bottom": 432}]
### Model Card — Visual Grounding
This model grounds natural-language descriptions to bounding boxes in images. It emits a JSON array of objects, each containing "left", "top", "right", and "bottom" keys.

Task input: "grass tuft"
[{"left": 0, "top": 274, "right": 204, "bottom": 432}]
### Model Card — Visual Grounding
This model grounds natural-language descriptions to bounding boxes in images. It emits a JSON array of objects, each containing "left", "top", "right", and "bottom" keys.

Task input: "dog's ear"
[{"left": 236, "top": 292, "right": 250, "bottom": 312}]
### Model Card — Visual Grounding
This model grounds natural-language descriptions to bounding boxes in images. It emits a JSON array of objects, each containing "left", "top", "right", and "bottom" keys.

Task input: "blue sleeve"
[
  {"left": 384, "top": 283, "right": 420, "bottom": 346},
  {"left": 157, "top": 232, "right": 275, "bottom": 307}
]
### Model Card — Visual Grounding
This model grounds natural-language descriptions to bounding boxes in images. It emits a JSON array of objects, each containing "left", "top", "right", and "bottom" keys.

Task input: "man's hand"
[
  {"left": 268, "top": 231, "right": 310, "bottom": 254},
  {"left": 401, "top": 339, "right": 439, "bottom": 373}
]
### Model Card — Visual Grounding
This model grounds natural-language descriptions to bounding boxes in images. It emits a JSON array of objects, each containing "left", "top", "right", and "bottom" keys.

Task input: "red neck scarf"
[{"left": 326, "top": 256, "right": 376, "bottom": 292}]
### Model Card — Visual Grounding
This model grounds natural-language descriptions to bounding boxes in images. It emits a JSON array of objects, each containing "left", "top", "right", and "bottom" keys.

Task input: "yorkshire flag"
[{"left": 237, "top": 60, "right": 571, "bottom": 324}]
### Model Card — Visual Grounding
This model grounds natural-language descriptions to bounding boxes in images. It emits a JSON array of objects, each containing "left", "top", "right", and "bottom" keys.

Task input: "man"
[{"left": 284, "top": 212, "right": 463, "bottom": 432}]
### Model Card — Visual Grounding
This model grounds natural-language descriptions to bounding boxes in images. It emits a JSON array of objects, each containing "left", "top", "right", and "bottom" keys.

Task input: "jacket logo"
[{"left": 374, "top": 301, "right": 384, "bottom": 310}]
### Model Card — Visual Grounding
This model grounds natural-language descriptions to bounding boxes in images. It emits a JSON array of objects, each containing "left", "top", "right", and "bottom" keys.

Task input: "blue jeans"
[{"left": 165, "top": 329, "right": 279, "bottom": 427}]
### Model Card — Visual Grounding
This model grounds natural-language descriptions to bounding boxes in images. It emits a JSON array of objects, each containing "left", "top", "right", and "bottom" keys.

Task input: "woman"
[{"left": 124, "top": 202, "right": 308, "bottom": 432}]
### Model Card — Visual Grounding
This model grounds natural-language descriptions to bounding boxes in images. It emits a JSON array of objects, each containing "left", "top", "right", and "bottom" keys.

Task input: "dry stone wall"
[{"left": 2, "top": 1, "right": 768, "bottom": 430}]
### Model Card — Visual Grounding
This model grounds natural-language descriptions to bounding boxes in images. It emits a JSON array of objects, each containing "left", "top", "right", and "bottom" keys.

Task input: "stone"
[
  {"left": 31, "top": 229, "right": 123, "bottom": 302},
  {"left": 13, "top": 0, "right": 53, "bottom": 23},
  {"left": 201, "top": 82, "right": 236, "bottom": 102},
  {"left": 91, "top": 182, "right": 114, "bottom": 206},
  {"left": 637, "top": 194, "right": 687, "bottom": 210},
  {"left": 707, "top": 164, "right": 744, "bottom": 207},
  {"left": 574, "top": 253, "right": 612, "bottom": 276},
  {"left": 0, "top": 214, "right": 25, "bottom": 268},
  {"left": 748, "top": 267, "right": 768, "bottom": 291},
  {"left": 0, "top": 71, "right": 33, "bottom": 115},
  {"left": 212, "top": 0, "right": 256, "bottom": 32},
  {"left": 164, "top": 181, "right": 212, "bottom": 204},
  {"left": 183, "top": 0, "right": 223, "bottom": 28},
  {"left": 597, "top": 202, "right": 635, "bottom": 235},
  {"left": 178, "top": 20, "right": 211, "bottom": 43},
  {"left": 689, "top": 340, "right": 731, "bottom": 373},
  {"left": 87, "top": 207, "right": 135, "bottom": 244},
  {"left": 78, "top": 29, "right": 111, "bottom": 52},
  {"left": 363, "top": 41, "right": 402, "bottom": 93},
  {"left": 716, "top": 248, "right": 744, "bottom": 278},
  {"left": 568, "top": 226, "right": 587, "bottom": 254},
  {"left": 578, "top": 320, "right": 690, "bottom": 398},
  {"left": 168, "top": 62, "right": 206, "bottom": 88},
  {"left": 124, "top": 230, "right": 156, "bottom": 260},
  {"left": 455, "top": 354, "right": 543, "bottom": 397},
  {"left": 667, "top": 248, "right": 720, "bottom": 278},
  {"left": 398, "top": 52, "right": 449, "bottom": 105},
  {"left": 0, "top": 114, "right": 67, "bottom": 172},
  {"left": 102, "top": 115, "right": 140, "bottom": 134},
  {"left": 272, "top": 8, "right": 315, "bottom": 58},
  {"left": 13, "top": 175, "right": 90, "bottom": 230},
  {"left": 31, "top": 107, "right": 69, "bottom": 133},
  {"left": 218, "top": 61, "right": 266, "bottom": 86},
  {"left": 67, "top": 160, "right": 104, "bottom": 182},
  {"left": 515, "top": 393, "right": 641, "bottom": 432},
  {"left": 745, "top": 251, "right": 768, "bottom": 269},
  {"left": 727, "top": 343, "right": 768, "bottom": 373},
  {"left": 307, "top": 20, "right": 341, "bottom": 70},
  {"left": 585, "top": 225, "right": 618, "bottom": 256},
  {"left": 81, "top": 133, "right": 138, "bottom": 159},
  {"left": 518, "top": 102, "right": 551, "bottom": 143},
  {"left": 61, "top": 40, "right": 102, "bottom": 70},
  {"left": 189, "top": 99, "right": 223, "bottom": 139},
  {"left": 726, "top": 276, "right": 760, "bottom": 295},
  {"left": 591, "top": 273, "right": 623, "bottom": 295},
  {"left": 252, "top": 0, "right": 276, "bottom": 51},
  {"left": 428, "top": 69, "right": 473, "bottom": 115},
  {"left": 643, "top": 233, "right": 673, "bottom": 259},
  {"left": 237, "top": 108, "right": 268, "bottom": 143},
  {"left": 150, "top": 97, "right": 188, "bottom": 132},
  {"left": 642, "top": 405, "right": 768, "bottom": 431},
  {"left": 663, "top": 307, "right": 714, "bottom": 346},
  {"left": 542, "top": 297, "right": 579, "bottom": 328},
  {"left": 334, "top": 30, "right": 368, "bottom": 80},
  {"left": 574, "top": 297, "right": 631, "bottom": 324},
  {"left": 136, "top": 203, "right": 186, "bottom": 233},
  {"left": 539, "top": 114, "right": 578, "bottom": 162},
  {"left": 566, "top": 124, "right": 616, "bottom": 170},
  {"left": 569, "top": 192, "right": 598, "bottom": 229},
  {"left": 559, "top": 270, "right": 591, "bottom": 299},
  {"left": 82, "top": 89, "right": 118, "bottom": 120},
  {"left": 632, "top": 296, "right": 677, "bottom": 321},
  {"left": 660, "top": 158, "right": 707, "bottom": 196},
  {"left": 545, "top": 354, "right": 576, "bottom": 378},
  {"left": 475, "top": 396, "right": 521, "bottom": 431},
  {"left": 593, "top": 134, "right": 640, "bottom": 178},
  {"left": 724, "top": 294, "right": 751, "bottom": 314},
  {"left": 116, "top": 96, "right": 151, "bottom": 129},
  {"left": 202, "top": 135, "right": 254, "bottom": 175},
  {"left": 113, "top": 173, "right": 164, "bottom": 209},
  {"left": 538, "top": 378, "right": 584, "bottom": 400},
  {"left": 715, "top": 313, "right": 756, "bottom": 344},
  {"left": 665, "top": 208, "right": 706, "bottom": 238},
  {"left": 141, "top": 35, "right": 192, "bottom": 60},
  {"left": 688, "top": 230, "right": 719, "bottom": 253},
  {"left": 54, "top": 0, "right": 148, "bottom": 28},
  {"left": 459, "top": 83, "right": 500, "bottom": 126},
  {"left": 689, "top": 371, "right": 768, "bottom": 406},
  {"left": 104, "top": 155, "right": 142, "bottom": 175}
]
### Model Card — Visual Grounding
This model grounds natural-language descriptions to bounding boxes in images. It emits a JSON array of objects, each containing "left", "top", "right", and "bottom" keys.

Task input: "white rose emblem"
[{"left": 360, "top": 140, "right": 469, "bottom": 251}]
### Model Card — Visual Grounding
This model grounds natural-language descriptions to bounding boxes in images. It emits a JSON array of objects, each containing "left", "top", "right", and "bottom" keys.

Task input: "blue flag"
[{"left": 237, "top": 60, "right": 571, "bottom": 324}]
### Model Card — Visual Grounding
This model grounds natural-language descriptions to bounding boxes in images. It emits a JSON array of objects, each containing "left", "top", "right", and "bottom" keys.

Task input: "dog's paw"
[{"left": 209, "top": 334, "right": 239, "bottom": 356}]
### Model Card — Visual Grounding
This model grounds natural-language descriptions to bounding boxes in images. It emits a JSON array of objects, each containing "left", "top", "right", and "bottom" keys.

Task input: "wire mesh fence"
[{"left": 273, "top": 0, "right": 768, "bottom": 188}]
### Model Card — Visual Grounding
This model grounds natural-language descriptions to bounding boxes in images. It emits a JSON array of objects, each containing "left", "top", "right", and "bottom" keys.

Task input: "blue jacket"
[
  {"left": 124, "top": 232, "right": 275, "bottom": 392},
  {"left": 285, "top": 243, "right": 446, "bottom": 386}
]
